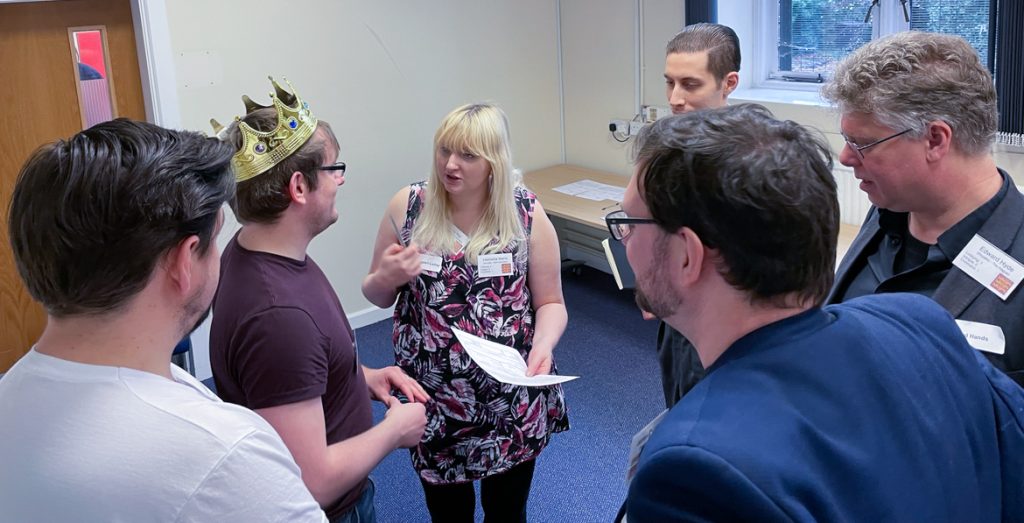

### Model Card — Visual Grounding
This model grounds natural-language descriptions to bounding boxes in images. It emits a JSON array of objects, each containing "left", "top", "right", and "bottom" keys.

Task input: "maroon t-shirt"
[{"left": 210, "top": 233, "right": 373, "bottom": 519}]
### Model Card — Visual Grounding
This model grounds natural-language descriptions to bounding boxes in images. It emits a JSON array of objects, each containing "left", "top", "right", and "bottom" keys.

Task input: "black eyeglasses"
[
  {"left": 605, "top": 210, "right": 658, "bottom": 241},
  {"left": 842, "top": 129, "right": 913, "bottom": 159},
  {"left": 320, "top": 162, "right": 346, "bottom": 175}
]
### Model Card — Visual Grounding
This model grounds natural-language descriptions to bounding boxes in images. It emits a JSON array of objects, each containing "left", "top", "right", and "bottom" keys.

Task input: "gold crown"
[{"left": 210, "top": 77, "right": 318, "bottom": 183}]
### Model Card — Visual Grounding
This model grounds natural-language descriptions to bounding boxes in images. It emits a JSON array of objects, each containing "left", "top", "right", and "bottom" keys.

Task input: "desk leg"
[{"left": 561, "top": 259, "right": 585, "bottom": 275}]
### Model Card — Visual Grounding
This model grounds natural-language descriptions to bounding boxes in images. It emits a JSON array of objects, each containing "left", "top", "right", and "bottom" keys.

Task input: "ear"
[
  {"left": 722, "top": 71, "right": 739, "bottom": 97},
  {"left": 165, "top": 235, "right": 201, "bottom": 297},
  {"left": 924, "top": 120, "right": 953, "bottom": 162},
  {"left": 287, "top": 171, "right": 310, "bottom": 204},
  {"left": 677, "top": 227, "right": 706, "bottom": 287}
]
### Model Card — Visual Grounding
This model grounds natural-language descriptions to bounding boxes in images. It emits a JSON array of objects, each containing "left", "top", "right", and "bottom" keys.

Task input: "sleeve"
[
  {"left": 231, "top": 307, "right": 330, "bottom": 409},
  {"left": 626, "top": 445, "right": 790, "bottom": 523},
  {"left": 176, "top": 431, "right": 327, "bottom": 523},
  {"left": 973, "top": 350, "right": 1024, "bottom": 520}
]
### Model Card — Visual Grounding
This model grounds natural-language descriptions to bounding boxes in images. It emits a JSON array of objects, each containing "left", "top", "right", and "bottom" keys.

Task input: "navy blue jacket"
[{"left": 627, "top": 294, "right": 1024, "bottom": 522}]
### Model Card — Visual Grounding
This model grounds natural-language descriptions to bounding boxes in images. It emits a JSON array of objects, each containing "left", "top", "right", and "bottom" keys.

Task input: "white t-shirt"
[{"left": 0, "top": 349, "right": 327, "bottom": 522}]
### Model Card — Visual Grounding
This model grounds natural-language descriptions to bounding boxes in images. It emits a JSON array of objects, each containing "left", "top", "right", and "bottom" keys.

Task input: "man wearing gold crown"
[{"left": 210, "top": 78, "right": 428, "bottom": 523}]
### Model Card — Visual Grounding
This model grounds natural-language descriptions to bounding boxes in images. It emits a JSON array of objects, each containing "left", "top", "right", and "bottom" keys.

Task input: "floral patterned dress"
[{"left": 393, "top": 182, "right": 570, "bottom": 484}]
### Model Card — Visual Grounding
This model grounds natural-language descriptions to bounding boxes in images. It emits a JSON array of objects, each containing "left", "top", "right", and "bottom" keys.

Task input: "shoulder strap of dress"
[{"left": 515, "top": 185, "right": 536, "bottom": 233}]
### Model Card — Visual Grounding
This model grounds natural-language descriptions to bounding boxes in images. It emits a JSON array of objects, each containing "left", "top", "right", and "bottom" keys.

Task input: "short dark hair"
[
  {"left": 8, "top": 118, "right": 235, "bottom": 317},
  {"left": 666, "top": 23, "right": 741, "bottom": 83},
  {"left": 225, "top": 109, "right": 339, "bottom": 224},
  {"left": 633, "top": 104, "right": 838, "bottom": 307}
]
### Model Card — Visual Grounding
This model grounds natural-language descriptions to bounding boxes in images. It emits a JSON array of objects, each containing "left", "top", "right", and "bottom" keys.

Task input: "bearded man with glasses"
[
  {"left": 620, "top": 103, "right": 1024, "bottom": 523},
  {"left": 822, "top": 31, "right": 1024, "bottom": 387}
]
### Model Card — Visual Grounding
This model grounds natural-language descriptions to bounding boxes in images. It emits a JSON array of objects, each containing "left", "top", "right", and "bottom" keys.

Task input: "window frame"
[{"left": 754, "top": 0, "right": 913, "bottom": 91}]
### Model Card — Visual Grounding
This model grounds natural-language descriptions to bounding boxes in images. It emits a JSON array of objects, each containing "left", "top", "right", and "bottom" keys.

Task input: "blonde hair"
[{"left": 412, "top": 103, "right": 525, "bottom": 263}]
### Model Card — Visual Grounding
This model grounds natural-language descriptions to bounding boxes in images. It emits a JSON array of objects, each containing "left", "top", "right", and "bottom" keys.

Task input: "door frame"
[
  {"left": 0, "top": 0, "right": 180, "bottom": 128},
  {"left": 129, "top": 0, "right": 180, "bottom": 127}
]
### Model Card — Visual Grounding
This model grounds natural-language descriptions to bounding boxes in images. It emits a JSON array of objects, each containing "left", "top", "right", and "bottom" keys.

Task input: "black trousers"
[{"left": 420, "top": 459, "right": 537, "bottom": 523}]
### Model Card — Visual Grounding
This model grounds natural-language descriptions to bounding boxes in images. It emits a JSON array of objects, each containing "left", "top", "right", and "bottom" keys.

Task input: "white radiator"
[{"left": 832, "top": 165, "right": 872, "bottom": 226}]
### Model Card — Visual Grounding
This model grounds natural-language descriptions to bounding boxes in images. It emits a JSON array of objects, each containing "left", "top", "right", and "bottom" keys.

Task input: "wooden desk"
[
  {"left": 524, "top": 164, "right": 627, "bottom": 270},
  {"left": 525, "top": 163, "right": 861, "bottom": 269},
  {"left": 524, "top": 164, "right": 626, "bottom": 231}
]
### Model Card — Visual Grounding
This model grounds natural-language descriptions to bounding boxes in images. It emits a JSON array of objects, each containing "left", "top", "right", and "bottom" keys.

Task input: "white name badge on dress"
[
  {"left": 421, "top": 253, "right": 442, "bottom": 274},
  {"left": 478, "top": 253, "right": 514, "bottom": 278},
  {"left": 952, "top": 234, "right": 1023, "bottom": 301},
  {"left": 955, "top": 319, "right": 1006, "bottom": 355}
]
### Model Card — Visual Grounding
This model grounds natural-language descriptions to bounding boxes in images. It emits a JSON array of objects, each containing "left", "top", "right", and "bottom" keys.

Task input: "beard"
[
  {"left": 180, "top": 282, "right": 214, "bottom": 339},
  {"left": 186, "top": 304, "right": 213, "bottom": 336},
  {"left": 634, "top": 236, "right": 682, "bottom": 319}
]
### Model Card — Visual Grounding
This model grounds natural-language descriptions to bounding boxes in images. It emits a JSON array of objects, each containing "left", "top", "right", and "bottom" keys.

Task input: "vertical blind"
[{"left": 992, "top": 0, "right": 1023, "bottom": 139}]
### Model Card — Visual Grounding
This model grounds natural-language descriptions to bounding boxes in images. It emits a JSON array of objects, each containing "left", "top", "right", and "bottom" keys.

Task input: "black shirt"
[{"left": 839, "top": 172, "right": 1011, "bottom": 302}]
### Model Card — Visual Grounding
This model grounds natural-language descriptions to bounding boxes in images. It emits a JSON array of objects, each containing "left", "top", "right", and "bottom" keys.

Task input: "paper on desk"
[
  {"left": 553, "top": 179, "right": 625, "bottom": 202},
  {"left": 452, "top": 328, "right": 578, "bottom": 387}
]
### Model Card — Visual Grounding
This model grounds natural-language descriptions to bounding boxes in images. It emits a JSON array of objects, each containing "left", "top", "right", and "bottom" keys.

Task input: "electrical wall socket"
[
  {"left": 642, "top": 105, "right": 672, "bottom": 123},
  {"left": 609, "top": 119, "right": 628, "bottom": 134},
  {"left": 629, "top": 121, "right": 644, "bottom": 136}
]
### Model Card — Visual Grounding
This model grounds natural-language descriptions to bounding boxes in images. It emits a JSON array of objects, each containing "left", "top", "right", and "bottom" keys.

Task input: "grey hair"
[{"left": 821, "top": 31, "right": 996, "bottom": 156}]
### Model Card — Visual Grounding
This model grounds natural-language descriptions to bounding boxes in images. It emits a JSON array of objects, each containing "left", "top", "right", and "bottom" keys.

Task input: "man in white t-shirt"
[{"left": 0, "top": 119, "right": 326, "bottom": 522}]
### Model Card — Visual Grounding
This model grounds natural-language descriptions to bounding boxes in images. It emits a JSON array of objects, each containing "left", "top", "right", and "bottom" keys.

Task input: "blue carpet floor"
[{"left": 356, "top": 267, "right": 663, "bottom": 522}]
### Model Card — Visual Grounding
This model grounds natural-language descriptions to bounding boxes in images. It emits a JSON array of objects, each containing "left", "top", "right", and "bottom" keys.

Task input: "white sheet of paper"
[
  {"left": 451, "top": 328, "right": 578, "bottom": 387},
  {"left": 552, "top": 179, "right": 626, "bottom": 202}
]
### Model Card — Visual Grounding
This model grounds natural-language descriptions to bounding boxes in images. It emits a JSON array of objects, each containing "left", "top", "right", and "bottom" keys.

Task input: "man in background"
[
  {"left": 210, "top": 79, "right": 427, "bottom": 523},
  {"left": 654, "top": 22, "right": 740, "bottom": 407},
  {"left": 620, "top": 103, "right": 1024, "bottom": 521},
  {"left": 0, "top": 119, "right": 326, "bottom": 521},
  {"left": 823, "top": 32, "right": 1024, "bottom": 386}
]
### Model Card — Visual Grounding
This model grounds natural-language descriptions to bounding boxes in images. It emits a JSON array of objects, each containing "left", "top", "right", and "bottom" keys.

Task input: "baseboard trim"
[{"left": 348, "top": 305, "right": 394, "bottom": 329}]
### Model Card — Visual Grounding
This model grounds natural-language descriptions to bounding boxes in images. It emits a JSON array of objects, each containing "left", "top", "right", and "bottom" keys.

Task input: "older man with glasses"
[{"left": 822, "top": 31, "right": 1024, "bottom": 387}]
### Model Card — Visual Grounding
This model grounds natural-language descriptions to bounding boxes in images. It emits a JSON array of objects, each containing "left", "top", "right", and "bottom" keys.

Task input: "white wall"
[
  {"left": 162, "top": 0, "right": 563, "bottom": 378},
  {"left": 166, "top": 1, "right": 563, "bottom": 309},
  {"left": 559, "top": 0, "right": 684, "bottom": 177},
  {"left": 156, "top": 0, "right": 1023, "bottom": 379}
]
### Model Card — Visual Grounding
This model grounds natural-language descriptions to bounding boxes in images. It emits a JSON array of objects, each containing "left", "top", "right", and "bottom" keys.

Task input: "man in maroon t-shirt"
[{"left": 210, "top": 79, "right": 428, "bottom": 522}]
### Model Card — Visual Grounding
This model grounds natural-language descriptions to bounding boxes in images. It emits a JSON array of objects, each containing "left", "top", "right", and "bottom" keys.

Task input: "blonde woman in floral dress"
[{"left": 362, "top": 103, "right": 569, "bottom": 523}]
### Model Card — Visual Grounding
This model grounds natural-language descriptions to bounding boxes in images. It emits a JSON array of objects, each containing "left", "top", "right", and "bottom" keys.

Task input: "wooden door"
[{"left": 0, "top": 0, "right": 146, "bottom": 372}]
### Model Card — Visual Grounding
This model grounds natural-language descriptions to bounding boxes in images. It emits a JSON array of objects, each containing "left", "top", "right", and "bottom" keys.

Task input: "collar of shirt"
[{"left": 876, "top": 169, "right": 1011, "bottom": 261}]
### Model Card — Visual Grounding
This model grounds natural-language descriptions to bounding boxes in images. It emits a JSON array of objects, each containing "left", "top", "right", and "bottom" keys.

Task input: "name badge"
[
  {"left": 952, "top": 234, "right": 1023, "bottom": 301},
  {"left": 626, "top": 409, "right": 668, "bottom": 482},
  {"left": 478, "top": 253, "right": 513, "bottom": 278},
  {"left": 955, "top": 319, "right": 1006, "bottom": 355},
  {"left": 420, "top": 253, "right": 442, "bottom": 274}
]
